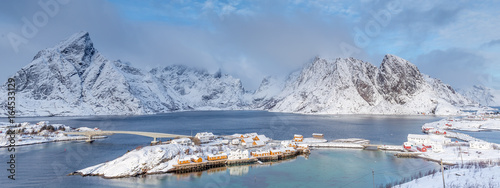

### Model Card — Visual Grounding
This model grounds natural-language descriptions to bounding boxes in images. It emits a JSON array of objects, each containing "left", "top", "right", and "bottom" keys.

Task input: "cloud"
[
  {"left": 1, "top": 0, "right": 499, "bottom": 90},
  {"left": 482, "top": 39, "right": 500, "bottom": 48},
  {"left": 414, "top": 48, "right": 492, "bottom": 88},
  {"left": 0, "top": 0, "right": 362, "bottom": 90}
]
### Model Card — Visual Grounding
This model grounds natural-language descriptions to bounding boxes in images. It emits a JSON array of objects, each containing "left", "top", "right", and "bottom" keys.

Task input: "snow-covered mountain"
[
  {"left": 0, "top": 32, "right": 477, "bottom": 116},
  {"left": 253, "top": 55, "right": 475, "bottom": 115},
  {"left": 0, "top": 32, "right": 247, "bottom": 116},
  {"left": 457, "top": 85, "right": 500, "bottom": 107}
]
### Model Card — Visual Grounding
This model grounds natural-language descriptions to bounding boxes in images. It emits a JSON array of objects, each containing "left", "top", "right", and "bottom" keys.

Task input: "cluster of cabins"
[
  {"left": 174, "top": 132, "right": 311, "bottom": 165},
  {"left": 404, "top": 134, "right": 493, "bottom": 153},
  {"left": 404, "top": 134, "right": 451, "bottom": 152}
]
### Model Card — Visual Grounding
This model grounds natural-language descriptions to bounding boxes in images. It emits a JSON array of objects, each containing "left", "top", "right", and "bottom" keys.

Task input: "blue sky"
[{"left": 1, "top": 0, "right": 500, "bottom": 90}]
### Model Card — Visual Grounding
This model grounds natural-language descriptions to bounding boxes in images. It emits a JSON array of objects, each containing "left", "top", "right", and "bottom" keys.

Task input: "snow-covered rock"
[
  {"left": 0, "top": 32, "right": 248, "bottom": 116},
  {"left": 255, "top": 55, "right": 475, "bottom": 115},
  {"left": 457, "top": 85, "right": 500, "bottom": 107}
]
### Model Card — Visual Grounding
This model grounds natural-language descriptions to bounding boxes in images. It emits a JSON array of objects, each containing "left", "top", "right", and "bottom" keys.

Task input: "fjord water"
[{"left": 1, "top": 111, "right": 463, "bottom": 187}]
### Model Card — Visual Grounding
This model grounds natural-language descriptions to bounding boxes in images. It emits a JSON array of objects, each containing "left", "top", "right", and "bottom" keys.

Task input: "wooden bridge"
[{"left": 64, "top": 130, "right": 190, "bottom": 144}]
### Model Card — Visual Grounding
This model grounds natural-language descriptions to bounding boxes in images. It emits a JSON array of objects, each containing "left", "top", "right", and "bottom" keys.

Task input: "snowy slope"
[
  {"left": 0, "top": 31, "right": 477, "bottom": 116},
  {"left": 457, "top": 85, "right": 500, "bottom": 107},
  {"left": 396, "top": 166, "right": 500, "bottom": 188},
  {"left": 254, "top": 55, "right": 475, "bottom": 115}
]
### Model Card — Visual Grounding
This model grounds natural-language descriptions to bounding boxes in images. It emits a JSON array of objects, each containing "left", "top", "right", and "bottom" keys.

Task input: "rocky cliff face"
[
  {"left": 457, "top": 85, "right": 500, "bottom": 107},
  {"left": 0, "top": 32, "right": 477, "bottom": 116}
]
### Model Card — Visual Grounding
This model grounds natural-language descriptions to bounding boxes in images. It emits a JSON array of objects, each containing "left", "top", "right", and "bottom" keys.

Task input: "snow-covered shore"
[
  {"left": 395, "top": 165, "right": 500, "bottom": 188},
  {"left": 422, "top": 116, "right": 500, "bottom": 132},
  {"left": 0, "top": 121, "right": 104, "bottom": 147},
  {"left": 75, "top": 144, "right": 229, "bottom": 178}
]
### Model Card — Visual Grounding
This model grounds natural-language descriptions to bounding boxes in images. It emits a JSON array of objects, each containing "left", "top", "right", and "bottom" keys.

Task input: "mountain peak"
[
  {"left": 55, "top": 31, "right": 93, "bottom": 51},
  {"left": 380, "top": 54, "right": 420, "bottom": 74},
  {"left": 55, "top": 31, "right": 96, "bottom": 71}
]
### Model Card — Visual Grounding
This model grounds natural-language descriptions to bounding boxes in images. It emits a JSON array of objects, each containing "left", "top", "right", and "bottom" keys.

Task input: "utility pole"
[
  {"left": 459, "top": 144, "right": 463, "bottom": 166},
  {"left": 372, "top": 169, "right": 375, "bottom": 188},
  {"left": 441, "top": 159, "right": 445, "bottom": 188}
]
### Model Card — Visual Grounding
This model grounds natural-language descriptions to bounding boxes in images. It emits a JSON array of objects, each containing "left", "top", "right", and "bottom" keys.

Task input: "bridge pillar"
[
  {"left": 85, "top": 135, "right": 94, "bottom": 143},
  {"left": 151, "top": 137, "right": 158, "bottom": 145}
]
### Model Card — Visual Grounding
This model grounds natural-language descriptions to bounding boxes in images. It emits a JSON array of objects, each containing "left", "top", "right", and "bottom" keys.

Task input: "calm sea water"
[{"left": 1, "top": 111, "right": 496, "bottom": 188}]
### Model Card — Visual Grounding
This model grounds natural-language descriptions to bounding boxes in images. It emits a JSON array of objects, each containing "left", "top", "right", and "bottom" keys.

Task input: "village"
[
  {"left": 166, "top": 132, "right": 317, "bottom": 173},
  {"left": 399, "top": 114, "right": 500, "bottom": 165}
]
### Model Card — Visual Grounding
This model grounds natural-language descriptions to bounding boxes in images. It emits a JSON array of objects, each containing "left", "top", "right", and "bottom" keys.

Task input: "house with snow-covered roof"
[
  {"left": 281, "top": 147, "right": 296, "bottom": 153},
  {"left": 252, "top": 140, "right": 265, "bottom": 147},
  {"left": 171, "top": 138, "right": 192, "bottom": 146},
  {"left": 178, "top": 157, "right": 191, "bottom": 164},
  {"left": 294, "top": 134, "right": 303, "bottom": 142},
  {"left": 253, "top": 135, "right": 269, "bottom": 142},
  {"left": 195, "top": 132, "right": 215, "bottom": 143},
  {"left": 241, "top": 138, "right": 254, "bottom": 146},
  {"left": 207, "top": 153, "right": 227, "bottom": 161},
  {"left": 228, "top": 149, "right": 249, "bottom": 160},
  {"left": 251, "top": 150, "right": 270, "bottom": 157}
]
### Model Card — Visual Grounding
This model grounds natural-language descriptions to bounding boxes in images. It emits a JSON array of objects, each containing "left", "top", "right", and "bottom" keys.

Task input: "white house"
[
  {"left": 407, "top": 134, "right": 429, "bottom": 145},
  {"left": 228, "top": 149, "right": 250, "bottom": 160},
  {"left": 171, "top": 138, "right": 192, "bottom": 146},
  {"left": 195, "top": 132, "right": 215, "bottom": 143},
  {"left": 469, "top": 141, "right": 492, "bottom": 150},
  {"left": 231, "top": 139, "right": 240, "bottom": 145},
  {"left": 407, "top": 134, "right": 451, "bottom": 146}
]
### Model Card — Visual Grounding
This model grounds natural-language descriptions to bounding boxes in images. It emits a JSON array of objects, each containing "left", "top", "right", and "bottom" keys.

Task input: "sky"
[{"left": 1, "top": 0, "right": 500, "bottom": 90}]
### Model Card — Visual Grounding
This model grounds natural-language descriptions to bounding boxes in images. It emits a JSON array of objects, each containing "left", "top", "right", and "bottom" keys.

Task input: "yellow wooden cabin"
[
  {"left": 178, "top": 159, "right": 191, "bottom": 165},
  {"left": 251, "top": 151, "right": 270, "bottom": 157},
  {"left": 207, "top": 153, "right": 227, "bottom": 161},
  {"left": 270, "top": 150, "right": 282, "bottom": 155},
  {"left": 294, "top": 134, "right": 303, "bottom": 142},
  {"left": 191, "top": 157, "right": 203, "bottom": 163}
]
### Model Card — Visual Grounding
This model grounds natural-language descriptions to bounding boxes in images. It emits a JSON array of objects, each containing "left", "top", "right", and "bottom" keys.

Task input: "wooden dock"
[
  {"left": 394, "top": 152, "right": 422, "bottom": 158},
  {"left": 171, "top": 150, "right": 308, "bottom": 174},
  {"left": 172, "top": 160, "right": 226, "bottom": 173},
  {"left": 226, "top": 158, "right": 258, "bottom": 165}
]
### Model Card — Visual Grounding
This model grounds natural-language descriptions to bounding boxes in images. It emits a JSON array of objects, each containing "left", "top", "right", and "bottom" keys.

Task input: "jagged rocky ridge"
[
  {"left": 0, "top": 32, "right": 476, "bottom": 116},
  {"left": 253, "top": 56, "right": 475, "bottom": 115},
  {"left": 457, "top": 85, "right": 500, "bottom": 107}
]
